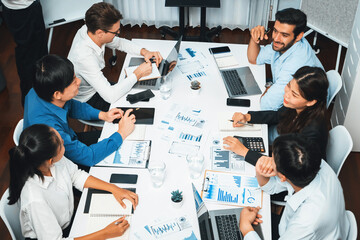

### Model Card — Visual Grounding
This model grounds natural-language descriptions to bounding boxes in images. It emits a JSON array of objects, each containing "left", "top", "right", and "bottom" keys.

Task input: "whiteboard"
[
  {"left": 40, "top": 0, "right": 102, "bottom": 28},
  {"left": 301, "top": 0, "right": 359, "bottom": 46}
]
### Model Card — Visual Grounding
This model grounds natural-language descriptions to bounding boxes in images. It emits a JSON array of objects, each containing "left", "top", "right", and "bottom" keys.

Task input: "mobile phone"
[
  {"left": 209, "top": 46, "right": 231, "bottom": 54},
  {"left": 110, "top": 174, "right": 138, "bottom": 184},
  {"left": 226, "top": 98, "right": 250, "bottom": 107}
]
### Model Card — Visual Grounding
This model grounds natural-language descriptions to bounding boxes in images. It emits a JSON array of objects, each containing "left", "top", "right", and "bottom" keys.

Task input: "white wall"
[{"left": 331, "top": 0, "right": 360, "bottom": 151}]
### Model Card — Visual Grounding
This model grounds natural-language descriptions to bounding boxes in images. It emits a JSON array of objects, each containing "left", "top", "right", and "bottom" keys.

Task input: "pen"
[
  {"left": 229, "top": 120, "right": 253, "bottom": 126},
  {"left": 115, "top": 220, "right": 122, "bottom": 225},
  {"left": 258, "top": 28, "right": 271, "bottom": 41}
]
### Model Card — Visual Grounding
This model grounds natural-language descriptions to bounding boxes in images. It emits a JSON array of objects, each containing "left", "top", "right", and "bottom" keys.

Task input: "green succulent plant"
[{"left": 171, "top": 190, "right": 183, "bottom": 202}]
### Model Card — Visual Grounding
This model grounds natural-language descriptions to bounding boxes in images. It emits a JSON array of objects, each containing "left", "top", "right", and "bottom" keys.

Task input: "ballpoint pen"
[
  {"left": 258, "top": 28, "right": 271, "bottom": 41},
  {"left": 228, "top": 120, "right": 253, "bottom": 126}
]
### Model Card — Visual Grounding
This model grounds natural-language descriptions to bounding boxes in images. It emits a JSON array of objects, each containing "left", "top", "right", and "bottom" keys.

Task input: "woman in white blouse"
[{"left": 8, "top": 124, "right": 138, "bottom": 240}]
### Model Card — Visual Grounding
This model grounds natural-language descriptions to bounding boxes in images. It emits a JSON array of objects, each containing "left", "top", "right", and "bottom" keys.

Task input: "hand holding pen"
[
  {"left": 250, "top": 26, "right": 271, "bottom": 44},
  {"left": 231, "top": 112, "right": 252, "bottom": 127},
  {"left": 102, "top": 216, "right": 129, "bottom": 238}
]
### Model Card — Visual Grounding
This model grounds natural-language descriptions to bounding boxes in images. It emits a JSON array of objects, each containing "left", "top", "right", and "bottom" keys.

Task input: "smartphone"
[
  {"left": 110, "top": 174, "right": 138, "bottom": 184},
  {"left": 113, "top": 107, "right": 155, "bottom": 124},
  {"left": 209, "top": 46, "right": 231, "bottom": 54},
  {"left": 226, "top": 98, "right": 251, "bottom": 107}
]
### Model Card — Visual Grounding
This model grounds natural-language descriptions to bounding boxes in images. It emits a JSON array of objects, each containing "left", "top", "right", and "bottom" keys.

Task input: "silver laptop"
[
  {"left": 193, "top": 184, "right": 264, "bottom": 240},
  {"left": 219, "top": 66, "right": 262, "bottom": 97},
  {"left": 129, "top": 36, "right": 182, "bottom": 90}
]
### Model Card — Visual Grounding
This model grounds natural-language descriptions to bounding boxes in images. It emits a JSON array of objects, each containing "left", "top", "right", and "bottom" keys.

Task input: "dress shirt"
[
  {"left": 24, "top": 88, "right": 123, "bottom": 166},
  {"left": 244, "top": 160, "right": 349, "bottom": 240},
  {"left": 256, "top": 38, "right": 323, "bottom": 110},
  {"left": 244, "top": 106, "right": 328, "bottom": 165},
  {"left": 20, "top": 157, "right": 90, "bottom": 240},
  {"left": 68, "top": 25, "right": 143, "bottom": 104},
  {"left": 1, "top": 0, "right": 33, "bottom": 9}
]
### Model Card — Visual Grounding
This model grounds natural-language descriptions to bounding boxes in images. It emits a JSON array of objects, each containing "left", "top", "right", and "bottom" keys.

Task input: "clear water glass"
[
  {"left": 159, "top": 76, "right": 172, "bottom": 100},
  {"left": 186, "top": 153, "right": 204, "bottom": 179},
  {"left": 148, "top": 160, "right": 166, "bottom": 187}
]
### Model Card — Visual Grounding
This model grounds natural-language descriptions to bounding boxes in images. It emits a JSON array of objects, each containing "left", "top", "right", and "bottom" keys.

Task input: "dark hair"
[
  {"left": 273, "top": 133, "right": 321, "bottom": 188},
  {"left": 8, "top": 124, "right": 61, "bottom": 204},
  {"left": 275, "top": 8, "right": 307, "bottom": 38},
  {"left": 277, "top": 66, "right": 328, "bottom": 134},
  {"left": 85, "top": 2, "right": 123, "bottom": 34},
  {"left": 33, "top": 55, "right": 74, "bottom": 102}
]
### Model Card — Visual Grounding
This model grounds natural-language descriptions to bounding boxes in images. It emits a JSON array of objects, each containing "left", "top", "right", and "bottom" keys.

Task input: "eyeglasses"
[{"left": 103, "top": 28, "right": 121, "bottom": 37}]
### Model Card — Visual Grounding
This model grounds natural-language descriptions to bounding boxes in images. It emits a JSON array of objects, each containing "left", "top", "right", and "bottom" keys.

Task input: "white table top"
[{"left": 70, "top": 39, "right": 271, "bottom": 240}]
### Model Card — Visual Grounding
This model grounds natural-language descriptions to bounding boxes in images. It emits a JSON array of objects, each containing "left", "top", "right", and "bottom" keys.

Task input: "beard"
[{"left": 272, "top": 38, "right": 296, "bottom": 53}]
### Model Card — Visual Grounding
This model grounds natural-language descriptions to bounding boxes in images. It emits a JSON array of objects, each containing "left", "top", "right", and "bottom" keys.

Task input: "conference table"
[{"left": 69, "top": 39, "right": 271, "bottom": 239}]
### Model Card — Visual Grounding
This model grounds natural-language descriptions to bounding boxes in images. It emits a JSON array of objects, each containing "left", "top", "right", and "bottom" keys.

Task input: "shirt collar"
[
  {"left": 33, "top": 89, "right": 69, "bottom": 123},
  {"left": 286, "top": 170, "right": 320, "bottom": 211},
  {"left": 81, "top": 24, "right": 105, "bottom": 56},
  {"left": 28, "top": 165, "right": 57, "bottom": 189},
  {"left": 272, "top": 37, "right": 304, "bottom": 62}
]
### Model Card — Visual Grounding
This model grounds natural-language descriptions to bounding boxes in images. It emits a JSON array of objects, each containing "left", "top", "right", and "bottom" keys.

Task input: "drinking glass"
[
  {"left": 159, "top": 75, "right": 172, "bottom": 100},
  {"left": 186, "top": 153, "right": 204, "bottom": 179},
  {"left": 148, "top": 160, "right": 166, "bottom": 187}
]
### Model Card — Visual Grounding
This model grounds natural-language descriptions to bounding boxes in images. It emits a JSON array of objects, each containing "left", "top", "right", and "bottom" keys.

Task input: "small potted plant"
[
  {"left": 190, "top": 80, "right": 201, "bottom": 95},
  {"left": 171, "top": 189, "right": 184, "bottom": 208}
]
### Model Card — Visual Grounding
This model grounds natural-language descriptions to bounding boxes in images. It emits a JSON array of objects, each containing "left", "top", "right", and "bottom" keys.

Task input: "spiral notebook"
[{"left": 85, "top": 189, "right": 135, "bottom": 240}]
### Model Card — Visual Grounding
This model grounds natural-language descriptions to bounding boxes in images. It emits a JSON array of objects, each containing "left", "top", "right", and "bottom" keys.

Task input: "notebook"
[
  {"left": 125, "top": 63, "right": 161, "bottom": 81},
  {"left": 86, "top": 192, "right": 134, "bottom": 240}
]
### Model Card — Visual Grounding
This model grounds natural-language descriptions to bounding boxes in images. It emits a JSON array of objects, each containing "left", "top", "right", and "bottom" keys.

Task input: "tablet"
[{"left": 113, "top": 107, "right": 155, "bottom": 124}]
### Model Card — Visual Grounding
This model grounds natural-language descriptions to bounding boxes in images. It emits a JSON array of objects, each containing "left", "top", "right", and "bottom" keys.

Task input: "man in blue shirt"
[
  {"left": 247, "top": 8, "right": 323, "bottom": 110},
  {"left": 239, "top": 134, "right": 349, "bottom": 240},
  {"left": 24, "top": 54, "right": 136, "bottom": 167}
]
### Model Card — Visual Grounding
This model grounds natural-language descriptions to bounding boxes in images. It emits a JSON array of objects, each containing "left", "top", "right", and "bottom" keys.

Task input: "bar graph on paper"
[
  {"left": 201, "top": 170, "right": 262, "bottom": 207},
  {"left": 179, "top": 132, "right": 202, "bottom": 142}
]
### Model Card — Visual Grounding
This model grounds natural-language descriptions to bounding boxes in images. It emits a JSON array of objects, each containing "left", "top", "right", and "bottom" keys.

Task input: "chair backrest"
[
  {"left": 0, "top": 189, "right": 24, "bottom": 240},
  {"left": 346, "top": 210, "right": 358, "bottom": 240},
  {"left": 326, "top": 125, "right": 353, "bottom": 176},
  {"left": 13, "top": 119, "right": 24, "bottom": 146},
  {"left": 326, "top": 70, "right": 342, "bottom": 108}
]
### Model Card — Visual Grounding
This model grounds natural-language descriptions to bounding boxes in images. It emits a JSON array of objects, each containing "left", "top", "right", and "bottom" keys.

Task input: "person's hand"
[
  {"left": 232, "top": 112, "right": 251, "bottom": 127},
  {"left": 111, "top": 187, "right": 139, "bottom": 210},
  {"left": 223, "top": 136, "right": 249, "bottom": 156},
  {"left": 102, "top": 216, "right": 129, "bottom": 239},
  {"left": 117, "top": 109, "right": 136, "bottom": 139},
  {"left": 133, "top": 62, "right": 152, "bottom": 80},
  {"left": 250, "top": 25, "right": 268, "bottom": 44},
  {"left": 255, "top": 156, "right": 276, "bottom": 177},
  {"left": 141, "top": 49, "right": 163, "bottom": 67},
  {"left": 239, "top": 207, "right": 262, "bottom": 236},
  {"left": 99, "top": 108, "right": 123, "bottom": 122}
]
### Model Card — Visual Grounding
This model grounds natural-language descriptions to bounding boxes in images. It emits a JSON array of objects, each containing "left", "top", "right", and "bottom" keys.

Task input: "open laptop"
[
  {"left": 192, "top": 184, "right": 264, "bottom": 240},
  {"left": 129, "top": 36, "right": 182, "bottom": 90},
  {"left": 219, "top": 67, "right": 262, "bottom": 98}
]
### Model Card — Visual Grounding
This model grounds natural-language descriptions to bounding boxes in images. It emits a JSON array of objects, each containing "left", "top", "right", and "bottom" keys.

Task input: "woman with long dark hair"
[
  {"left": 223, "top": 66, "right": 329, "bottom": 165},
  {"left": 8, "top": 124, "right": 138, "bottom": 240}
]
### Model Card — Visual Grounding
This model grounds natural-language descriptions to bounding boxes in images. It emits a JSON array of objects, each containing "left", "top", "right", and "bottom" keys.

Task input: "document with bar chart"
[
  {"left": 96, "top": 140, "right": 151, "bottom": 168},
  {"left": 201, "top": 170, "right": 262, "bottom": 208}
]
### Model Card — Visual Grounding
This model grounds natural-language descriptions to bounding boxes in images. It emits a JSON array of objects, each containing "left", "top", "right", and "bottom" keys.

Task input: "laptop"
[
  {"left": 192, "top": 184, "right": 264, "bottom": 240},
  {"left": 129, "top": 36, "right": 182, "bottom": 90},
  {"left": 219, "top": 67, "right": 262, "bottom": 97}
]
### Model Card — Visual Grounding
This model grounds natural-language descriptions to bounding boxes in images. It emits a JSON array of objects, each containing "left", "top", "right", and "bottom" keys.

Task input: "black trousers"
[{"left": 2, "top": 1, "right": 48, "bottom": 106}]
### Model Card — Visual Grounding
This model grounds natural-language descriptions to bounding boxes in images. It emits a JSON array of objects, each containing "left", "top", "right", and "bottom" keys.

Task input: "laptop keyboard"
[
  {"left": 215, "top": 214, "right": 241, "bottom": 240},
  {"left": 139, "top": 78, "right": 157, "bottom": 86},
  {"left": 221, "top": 69, "right": 248, "bottom": 95}
]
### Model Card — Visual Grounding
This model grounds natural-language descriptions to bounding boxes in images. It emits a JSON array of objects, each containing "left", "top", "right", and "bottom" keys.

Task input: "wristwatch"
[{"left": 265, "top": 81, "right": 273, "bottom": 88}]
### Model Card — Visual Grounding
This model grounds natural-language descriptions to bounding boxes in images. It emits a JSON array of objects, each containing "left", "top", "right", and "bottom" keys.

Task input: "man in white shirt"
[
  {"left": 68, "top": 2, "right": 163, "bottom": 111},
  {"left": 239, "top": 133, "right": 350, "bottom": 240}
]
